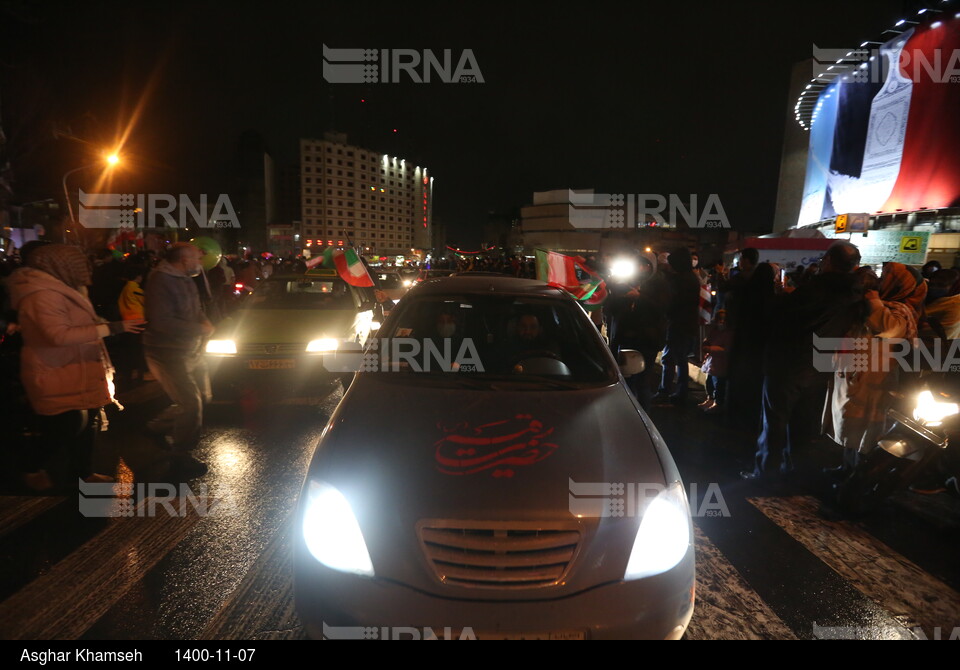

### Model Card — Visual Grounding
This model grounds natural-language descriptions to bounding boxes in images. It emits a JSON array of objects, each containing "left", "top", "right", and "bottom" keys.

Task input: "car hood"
[
  {"left": 216, "top": 308, "right": 362, "bottom": 343},
  {"left": 303, "top": 375, "right": 674, "bottom": 600}
]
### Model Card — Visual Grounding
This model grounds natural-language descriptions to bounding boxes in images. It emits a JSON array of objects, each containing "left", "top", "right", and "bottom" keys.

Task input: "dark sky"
[{"left": 0, "top": 0, "right": 915, "bottom": 244}]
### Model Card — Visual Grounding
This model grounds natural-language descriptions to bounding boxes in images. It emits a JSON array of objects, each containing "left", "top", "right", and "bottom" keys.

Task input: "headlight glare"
[
  {"left": 306, "top": 338, "right": 339, "bottom": 352},
  {"left": 302, "top": 480, "right": 374, "bottom": 577},
  {"left": 205, "top": 339, "right": 237, "bottom": 354},
  {"left": 914, "top": 390, "right": 959, "bottom": 427},
  {"left": 623, "top": 481, "right": 691, "bottom": 581}
]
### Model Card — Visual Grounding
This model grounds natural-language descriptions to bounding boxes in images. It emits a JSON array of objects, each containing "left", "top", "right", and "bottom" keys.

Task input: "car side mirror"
[{"left": 618, "top": 349, "right": 645, "bottom": 376}]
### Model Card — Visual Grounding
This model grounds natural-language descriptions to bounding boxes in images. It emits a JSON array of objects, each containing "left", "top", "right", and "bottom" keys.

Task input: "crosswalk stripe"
[
  {"left": 686, "top": 524, "right": 797, "bottom": 640},
  {"left": 749, "top": 495, "right": 960, "bottom": 636},
  {"left": 0, "top": 496, "right": 66, "bottom": 538},
  {"left": 0, "top": 495, "right": 204, "bottom": 640}
]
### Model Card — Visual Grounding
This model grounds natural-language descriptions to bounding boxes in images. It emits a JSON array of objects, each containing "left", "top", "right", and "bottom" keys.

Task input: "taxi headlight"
[
  {"left": 206, "top": 339, "right": 237, "bottom": 355},
  {"left": 306, "top": 338, "right": 339, "bottom": 353}
]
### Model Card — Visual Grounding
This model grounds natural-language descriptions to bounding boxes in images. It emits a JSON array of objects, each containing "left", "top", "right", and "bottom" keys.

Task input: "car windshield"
[
  {"left": 372, "top": 293, "right": 617, "bottom": 386},
  {"left": 247, "top": 278, "right": 355, "bottom": 310},
  {"left": 375, "top": 273, "right": 404, "bottom": 289}
]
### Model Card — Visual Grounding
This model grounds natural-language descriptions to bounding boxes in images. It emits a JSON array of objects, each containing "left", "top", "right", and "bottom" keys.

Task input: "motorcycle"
[{"left": 836, "top": 371, "right": 960, "bottom": 515}]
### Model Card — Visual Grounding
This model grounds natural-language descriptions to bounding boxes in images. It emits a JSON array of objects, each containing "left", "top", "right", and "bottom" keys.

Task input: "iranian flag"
[
  {"left": 698, "top": 282, "right": 713, "bottom": 325},
  {"left": 535, "top": 249, "right": 603, "bottom": 302},
  {"left": 322, "top": 247, "right": 374, "bottom": 287},
  {"left": 583, "top": 280, "right": 608, "bottom": 312}
]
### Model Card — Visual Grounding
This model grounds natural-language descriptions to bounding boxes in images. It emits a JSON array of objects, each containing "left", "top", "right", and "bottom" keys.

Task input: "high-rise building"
[
  {"left": 234, "top": 130, "right": 277, "bottom": 252},
  {"left": 298, "top": 131, "right": 433, "bottom": 258}
]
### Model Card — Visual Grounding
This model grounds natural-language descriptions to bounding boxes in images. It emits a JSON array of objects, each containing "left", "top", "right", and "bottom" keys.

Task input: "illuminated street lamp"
[{"left": 61, "top": 152, "right": 121, "bottom": 242}]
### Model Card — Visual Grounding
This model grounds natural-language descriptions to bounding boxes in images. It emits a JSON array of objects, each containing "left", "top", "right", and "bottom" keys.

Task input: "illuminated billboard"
[{"left": 798, "top": 17, "right": 960, "bottom": 226}]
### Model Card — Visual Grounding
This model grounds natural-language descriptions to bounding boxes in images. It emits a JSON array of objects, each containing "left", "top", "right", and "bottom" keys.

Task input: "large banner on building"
[{"left": 798, "top": 18, "right": 960, "bottom": 225}]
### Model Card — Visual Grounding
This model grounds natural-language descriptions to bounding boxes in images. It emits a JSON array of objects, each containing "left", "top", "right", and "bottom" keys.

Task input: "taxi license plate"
[{"left": 247, "top": 359, "right": 295, "bottom": 370}]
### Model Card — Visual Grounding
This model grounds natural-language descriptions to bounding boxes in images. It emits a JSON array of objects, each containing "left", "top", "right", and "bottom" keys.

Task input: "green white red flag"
[
  {"left": 322, "top": 247, "right": 375, "bottom": 287},
  {"left": 535, "top": 249, "right": 605, "bottom": 304}
]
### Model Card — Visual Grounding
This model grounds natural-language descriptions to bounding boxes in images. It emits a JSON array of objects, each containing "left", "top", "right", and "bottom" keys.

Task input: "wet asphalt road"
[{"left": 1, "top": 378, "right": 958, "bottom": 640}]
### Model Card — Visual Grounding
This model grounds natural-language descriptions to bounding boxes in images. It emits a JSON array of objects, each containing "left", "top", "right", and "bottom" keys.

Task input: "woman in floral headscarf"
[
  {"left": 822, "top": 263, "right": 926, "bottom": 471},
  {"left": 7, "top": 244, "right": 145, "bottom": 491}
]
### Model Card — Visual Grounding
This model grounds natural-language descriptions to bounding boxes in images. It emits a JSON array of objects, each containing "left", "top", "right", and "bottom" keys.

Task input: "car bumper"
[
  {"left": 205, "top": 353, "right": 353, "bottom": 387},
  {"left": 294, "top": 543, "right": 695, "bottom": 640}
]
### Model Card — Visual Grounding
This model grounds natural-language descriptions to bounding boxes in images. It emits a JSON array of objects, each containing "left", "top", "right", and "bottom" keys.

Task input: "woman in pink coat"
[{"left": 8, "top": 245, "right": 144, "bottom": 491}]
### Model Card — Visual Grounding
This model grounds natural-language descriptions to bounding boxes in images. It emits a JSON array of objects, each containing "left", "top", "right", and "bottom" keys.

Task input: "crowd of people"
[
  {"left": 0, "top": 242, "right": 315, "bottom": 491},
  {"left": 596, "top": 242, "right": 959, "bottom": 492},
  {"left": 2, "top": 239, "right": 959, "bottom": 496}
]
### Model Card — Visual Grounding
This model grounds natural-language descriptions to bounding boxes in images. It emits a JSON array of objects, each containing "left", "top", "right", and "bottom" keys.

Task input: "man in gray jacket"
[{"left": 144, "top": 243, "right": 214, "bottom": 478}]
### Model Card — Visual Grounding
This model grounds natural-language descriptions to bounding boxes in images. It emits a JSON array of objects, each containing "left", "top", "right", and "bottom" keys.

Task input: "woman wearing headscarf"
[
  {"left": 7, "top": 244, "right": 145, "bottom": 491},
  {"left": 822, "top": 263, "right": 926, "bottom": 471}
]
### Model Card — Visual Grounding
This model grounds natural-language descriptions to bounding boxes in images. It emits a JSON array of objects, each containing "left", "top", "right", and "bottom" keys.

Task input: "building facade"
[{"left": 298, "top": 131, "right": 432, "bottom": 259}]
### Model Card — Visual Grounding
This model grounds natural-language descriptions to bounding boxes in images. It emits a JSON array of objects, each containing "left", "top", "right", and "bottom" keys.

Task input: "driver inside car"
[{"left": 506, "top": 312, "right": 562, "bottom": 366}]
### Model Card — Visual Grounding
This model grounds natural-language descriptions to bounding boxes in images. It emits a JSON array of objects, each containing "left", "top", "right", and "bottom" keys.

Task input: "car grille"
[
  {"left": 418, "top": 521, "right": 581, "bottom": 589},
  {"left": 237, "top": 343, "right": 303, "bottom": 355}
]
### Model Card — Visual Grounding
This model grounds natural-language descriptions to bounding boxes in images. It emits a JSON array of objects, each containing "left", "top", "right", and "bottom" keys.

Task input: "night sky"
[{"left": 0, "top": 0, "right": 914, "bottom": 245}]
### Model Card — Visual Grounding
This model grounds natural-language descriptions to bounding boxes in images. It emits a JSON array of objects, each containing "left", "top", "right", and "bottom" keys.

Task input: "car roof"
[
  {"left": 303, "top": 268, "right": 339, "bottom": 278},
  {"left": 409, "top": 275, "right": 566, "bottom": 298}
]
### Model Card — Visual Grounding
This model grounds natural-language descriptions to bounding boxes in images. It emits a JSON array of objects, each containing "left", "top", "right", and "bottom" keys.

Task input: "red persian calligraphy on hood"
[{"left": 434, "top": 414, "right": 558, "bottom": 477}]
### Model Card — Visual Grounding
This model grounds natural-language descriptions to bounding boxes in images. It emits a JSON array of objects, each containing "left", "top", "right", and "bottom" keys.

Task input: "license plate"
[
  {"left": 475, "top": 630, "right": 586, "bottom": 640},
  {"left": 247, "top": 359, "right": 295, "bottom": 370}
]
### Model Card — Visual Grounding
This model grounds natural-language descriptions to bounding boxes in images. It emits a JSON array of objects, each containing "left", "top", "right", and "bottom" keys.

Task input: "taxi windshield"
[{"left": 248, "top": 278, "right": 354, "bottom": 310}]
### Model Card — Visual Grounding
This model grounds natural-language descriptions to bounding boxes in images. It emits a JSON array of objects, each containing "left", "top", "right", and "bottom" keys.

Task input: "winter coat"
[
  {"left": 821, "top": 297, "right": 916, "bottom": 453},
  {"left": 118, "top": 280, "right": 145, "bottom": 320},
  {"left": 143, "top": 261, "right": 206, "bottom": 351},
  {"left": 7, "top": 267, "right": 113, "bottom": 415}
]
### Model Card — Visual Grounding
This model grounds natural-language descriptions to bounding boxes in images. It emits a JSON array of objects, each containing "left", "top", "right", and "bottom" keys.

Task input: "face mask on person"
[{"left": 438, "top": 323, "right": 456, "bottom": 338}]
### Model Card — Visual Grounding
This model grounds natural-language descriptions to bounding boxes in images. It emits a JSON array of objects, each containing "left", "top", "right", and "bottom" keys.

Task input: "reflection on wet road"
[{"left": 0, "top": 381, "right": 958, "bottom": 640}]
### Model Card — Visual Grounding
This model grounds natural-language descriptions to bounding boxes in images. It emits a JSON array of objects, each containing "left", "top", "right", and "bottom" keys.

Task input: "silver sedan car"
[{"left": 294, "top": 276, "right": 695, "bottom": 640}]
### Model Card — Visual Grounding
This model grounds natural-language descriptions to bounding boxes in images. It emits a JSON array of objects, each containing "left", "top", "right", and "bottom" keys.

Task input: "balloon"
[{"left": 191, "top": 236, "right": 222, "bottom": 271}]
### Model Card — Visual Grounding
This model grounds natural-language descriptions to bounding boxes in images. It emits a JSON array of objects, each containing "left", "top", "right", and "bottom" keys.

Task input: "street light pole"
[
  {"left": 61, "top": 163, "right": 97, "bottom": 243},
  {"left": 61, "top": 154, "right": 120, "bottom": 243}
]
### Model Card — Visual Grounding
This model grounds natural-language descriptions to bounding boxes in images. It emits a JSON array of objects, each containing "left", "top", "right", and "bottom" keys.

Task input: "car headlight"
[
  {"left": 306, "top": 338, "right": 339, "bottom": 353},
  {"left": 610, "top": 258, "right": 638, "bottom": 281},
  {"left": 302, "top": 480, "right": 374, "bottom": 577},
  {"left": 623, "top": 481, "right": 691, "bottom": 581},
  {"left": 914, "top": 390, "right": 959, "bottom": 427},
  {"left": 402, "top": 280, "right": 412, "bottom": 287},
  {"left": 206, "top": 339, "right": 237, "bottom": 355}
]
